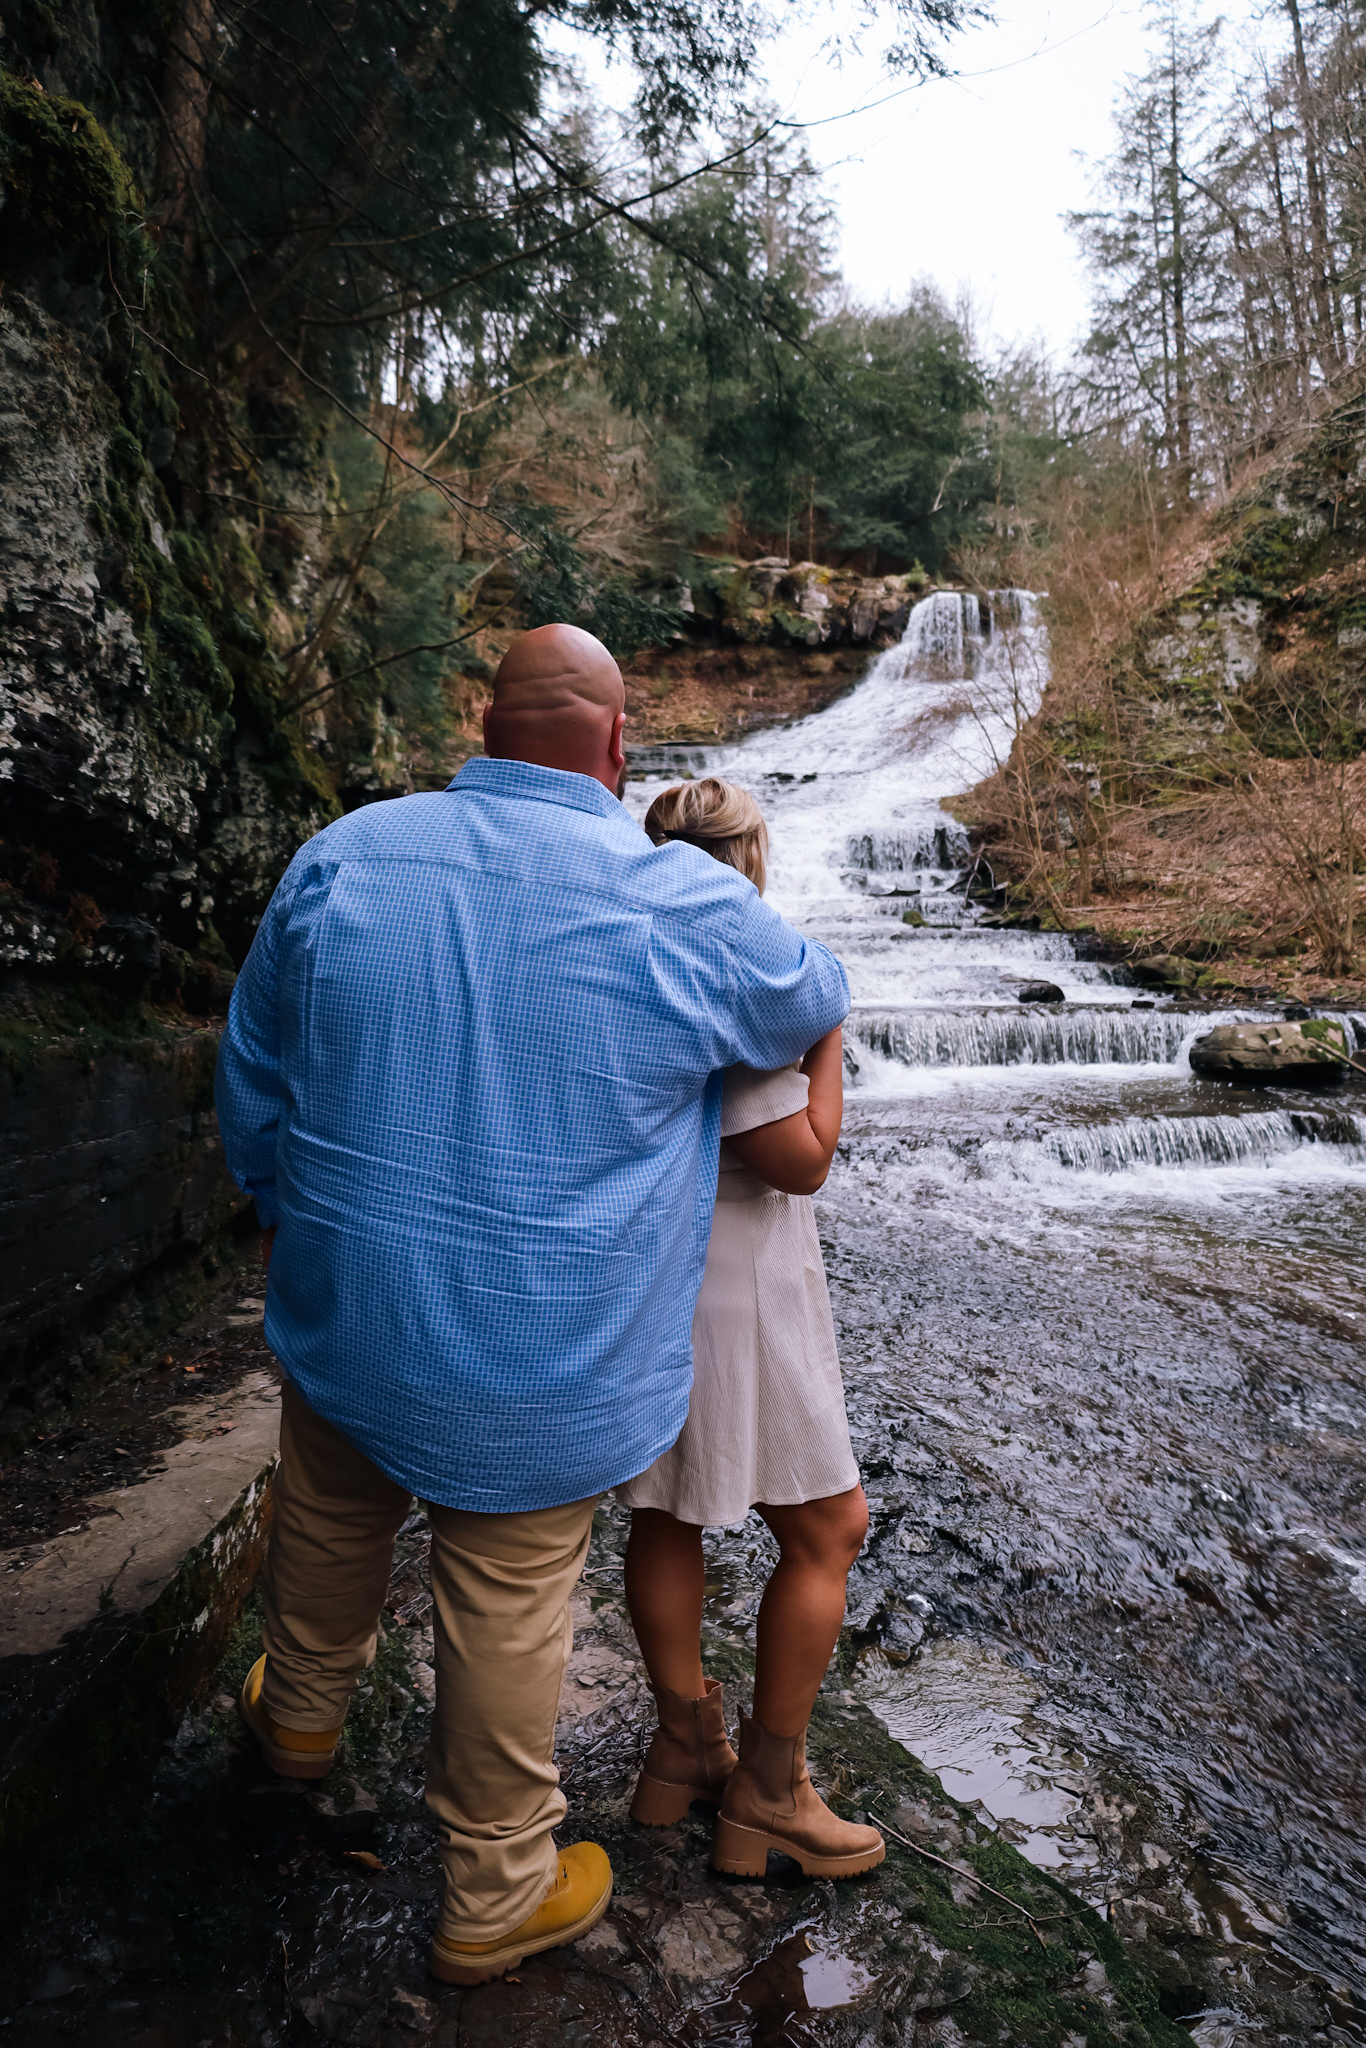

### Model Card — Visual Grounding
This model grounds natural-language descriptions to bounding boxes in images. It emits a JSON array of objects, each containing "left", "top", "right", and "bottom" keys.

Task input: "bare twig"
[{"left": 871, "top": 1805, "right": 1054, "bottom": 1951}]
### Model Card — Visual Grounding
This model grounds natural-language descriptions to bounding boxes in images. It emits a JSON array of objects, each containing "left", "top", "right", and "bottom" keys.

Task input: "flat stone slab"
[
  {"left": 0, "top": 1282, "right": 280, "bottom": 1901},
  {"left": 0, "top": 1369, "right": 279, "bottom": 1658}
]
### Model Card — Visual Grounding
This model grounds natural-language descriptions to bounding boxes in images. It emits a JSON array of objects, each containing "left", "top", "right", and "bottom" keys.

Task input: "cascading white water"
[
  {"left": 625, "top": 584, "right": 1366, "bottom": 1982},
  {"left": 843, "top": 1106, "right": 1366, "bottom": 1179},
  {"left": 850, "top": 1007, "right": 1233, "bottom": 1070},
  {"left": 627, "top": 584, "right": 1366, "bottom": 1187},
  {"left": 1039, "top": 1106, "right": 1366, "bottom": 1173},
  {"left": 633, "top": 588, "right": 1049, "bottom": 920}
]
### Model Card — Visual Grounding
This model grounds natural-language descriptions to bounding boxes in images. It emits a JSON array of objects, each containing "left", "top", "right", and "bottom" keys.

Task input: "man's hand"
[{"left": 261, "top": 1225, "right": 278, "bottom": 1275}]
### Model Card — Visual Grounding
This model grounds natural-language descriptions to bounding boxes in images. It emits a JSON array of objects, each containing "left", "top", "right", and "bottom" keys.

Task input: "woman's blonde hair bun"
[{"left": 643, "top": 777, "right": 768, "bottom": 893}]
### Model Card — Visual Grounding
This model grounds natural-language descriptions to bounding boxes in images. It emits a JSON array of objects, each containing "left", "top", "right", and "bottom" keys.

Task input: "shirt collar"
[{"left": 447, "top": 755, "right": 624, "bottom": 819}]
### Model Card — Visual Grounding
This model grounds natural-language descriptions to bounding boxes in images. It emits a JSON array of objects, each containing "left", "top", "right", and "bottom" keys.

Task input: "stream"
[
  {"left": 6, "top": 593, "right": 1364, "bottom": 2046},
  {"left": 627, "top": 591, "right": 1366, "bottom": 2034}
]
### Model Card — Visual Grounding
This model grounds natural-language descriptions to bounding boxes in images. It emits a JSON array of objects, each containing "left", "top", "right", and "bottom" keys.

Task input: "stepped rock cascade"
[
  {"left": 628, "top": 587, "right": 1366, "bottom": 2020},
  {"left": 851, "top": 1005, "right": 1244, "bottom": 1069},
  {"left": 1036, "top": 1106, "right": 1366, "bottom": 1173}
]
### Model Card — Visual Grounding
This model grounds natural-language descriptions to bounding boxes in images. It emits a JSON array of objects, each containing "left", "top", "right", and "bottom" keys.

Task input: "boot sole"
[
  {"left": 238, "top": 1687, "right": 337, "bottom": 1780},
  {"left": 427, "top": 1880, "right": 613, "bottom": 1986},
  {"left": 630, "top": 1772, "right": 724, "bottom": 1826},
  {"left": 711, "top": 1815, "right": 887, "bottom": 1880}
]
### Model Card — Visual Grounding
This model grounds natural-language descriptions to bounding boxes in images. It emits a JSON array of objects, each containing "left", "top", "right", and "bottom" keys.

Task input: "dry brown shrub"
[
  {"left": 1154, "top": 758, "right": 1366, "bottom": 974},
  {"left": 957, "top": 468, "right": 1366, "bottom": 983}
]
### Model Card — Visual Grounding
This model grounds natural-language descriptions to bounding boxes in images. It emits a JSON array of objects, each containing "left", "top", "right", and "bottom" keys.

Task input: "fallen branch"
[
  {"left": 871, "top": 1804, "right": 1061, "bottom": 1951},
  {"left": 1301, "top": 1034, "right": 1366, "bottom": 1079}
]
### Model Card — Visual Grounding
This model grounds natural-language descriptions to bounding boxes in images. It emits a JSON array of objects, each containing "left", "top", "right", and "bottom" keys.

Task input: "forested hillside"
[
  {"left": 0, "top": 0, "right": 1013, "bottom": 1016},
  {"left": 957, "top": 0, "right": 1366, "bottom": 1006},
  {"left": 1, "top": 0, "right": 1005, "bottom": 1430}
]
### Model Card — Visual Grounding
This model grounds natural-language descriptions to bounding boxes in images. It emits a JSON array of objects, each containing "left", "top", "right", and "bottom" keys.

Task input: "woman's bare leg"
[
  {"left": 752, "top": 1486, "right": 869, "bottom": 1737},
  {"left": 624, "top": 1508, "right": 706, "bottom": 1697}
]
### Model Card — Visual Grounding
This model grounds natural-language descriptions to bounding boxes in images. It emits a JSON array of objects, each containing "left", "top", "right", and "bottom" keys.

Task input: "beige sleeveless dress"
[{"left": 617, "top": 1062, "right": 860, "bottom": 1526}]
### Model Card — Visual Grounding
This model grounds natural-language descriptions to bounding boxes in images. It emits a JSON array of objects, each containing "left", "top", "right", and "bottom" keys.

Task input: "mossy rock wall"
[
  {"left": 1122, "top": 393, "right": 1366, "bottom": 757},
  {"left": 0, "top": 1027, "right": 248, "bottom": 1446}
]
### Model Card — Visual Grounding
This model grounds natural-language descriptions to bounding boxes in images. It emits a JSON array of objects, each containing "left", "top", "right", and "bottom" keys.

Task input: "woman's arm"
[{"left": 723, "top": 1024, "right": 844, "bottom": 1195}]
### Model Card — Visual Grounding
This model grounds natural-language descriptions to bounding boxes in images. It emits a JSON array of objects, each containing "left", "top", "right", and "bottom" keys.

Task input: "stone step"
[{"left": 0, "top": 1295, "right": 279, "bottom": 1898}]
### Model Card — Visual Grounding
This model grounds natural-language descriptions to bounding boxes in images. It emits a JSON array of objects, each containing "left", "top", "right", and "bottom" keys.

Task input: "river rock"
[
  {"left": 1016, "top": 981, "right": 1065, "bottom": 1003},
  {"left": 1188, "top": 1018, "right": 1351, "bottom": 1080},
  {"left": 1133, "top": 954, "right": 1199, "bottom": 987}
]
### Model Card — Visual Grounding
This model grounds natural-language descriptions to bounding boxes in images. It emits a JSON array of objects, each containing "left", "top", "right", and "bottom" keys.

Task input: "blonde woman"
[{"left": 618, "top": 779, "right": 884, "bottom": 1880}]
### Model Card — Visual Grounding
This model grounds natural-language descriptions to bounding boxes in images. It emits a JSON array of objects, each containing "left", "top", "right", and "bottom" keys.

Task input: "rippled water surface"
[{"left": 630, "top": 591, "right": 1366, "bottom": 2030}]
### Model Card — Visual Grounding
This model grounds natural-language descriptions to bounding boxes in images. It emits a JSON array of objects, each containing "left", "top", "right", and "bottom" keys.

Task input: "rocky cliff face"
[
  {"left": 0, "top": 295, "right": 332, "bottom": 1005},
  {"left": 682, "top": 556, "right": 924, "bottom": 648},
  {"left": 0, "top": 63, "right": 338, "bottom": 1431},
  {"left": 0, "top": 1029, "right": 242, "bottom": 1442},
  {"left": 1133, "top": 399, "right": 1366, "bottom": 731}
]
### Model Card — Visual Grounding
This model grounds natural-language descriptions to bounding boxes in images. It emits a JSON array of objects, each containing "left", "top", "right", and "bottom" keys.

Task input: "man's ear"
[{"left": 608, "top": 709, "right": 627, "bottom": 769}]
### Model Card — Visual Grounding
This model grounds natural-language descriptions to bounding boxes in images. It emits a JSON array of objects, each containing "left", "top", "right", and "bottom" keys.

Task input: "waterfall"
[
  {"left": 895, "top": 588, "right": 1019, "bottom": 672},
  {"left": 899, "top": 589, "right": 984, "bottom": 670},
  {"left": 849, "top": 1007, "right": 1237, "bottom": 1069},
  {"left": 630, "top": 587, "right": 1047, "bottom": 910},
  {"left": 1038, "top": 1108, "right": 1366, "bottom": 1173},
  {"left": 844, "top": 825, "right": 970, "bottom": 874},
  {"left": 848, "top": 1108, "right": 1366, "bottom": 1181}
]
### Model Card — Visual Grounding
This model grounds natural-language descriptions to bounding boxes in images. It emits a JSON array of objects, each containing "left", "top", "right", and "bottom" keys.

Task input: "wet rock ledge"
[
  {"left": 1, "top": 1483, "right": 1192, "bottom": 2047},
  {"left": 0, "top": 1277, "right": 278, "bottom": 1901}
]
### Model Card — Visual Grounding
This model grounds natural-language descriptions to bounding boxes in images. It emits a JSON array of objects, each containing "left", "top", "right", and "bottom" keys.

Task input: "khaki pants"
[{"left": 259, "top": 1383, "right": 597, "bottom": 1942}]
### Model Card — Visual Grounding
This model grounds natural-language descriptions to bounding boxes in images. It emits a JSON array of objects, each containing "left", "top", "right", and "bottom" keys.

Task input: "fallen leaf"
[
  {"left": 344, "top": 1850, "right": 385, "bottom": 1871},
  {"left": 505, "top": 1974, "right": 521, "bottom": 1983}
]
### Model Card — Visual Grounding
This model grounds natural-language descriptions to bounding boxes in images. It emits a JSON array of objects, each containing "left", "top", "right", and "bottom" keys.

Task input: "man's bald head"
[{"left": 483, "top": 625, "right": 627, "bottom": 793}]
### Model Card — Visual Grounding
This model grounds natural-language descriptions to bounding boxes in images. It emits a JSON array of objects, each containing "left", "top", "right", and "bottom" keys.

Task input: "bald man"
[{"left": 216, "top": 624, "right": 848, "bottom": 1983}]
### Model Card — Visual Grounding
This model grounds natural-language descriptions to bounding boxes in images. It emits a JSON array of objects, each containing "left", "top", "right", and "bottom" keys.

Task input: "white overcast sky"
[
  {"left": 762, "top": 0, "right": 1163, "bottom": 356},
  {"left": 562, "top": 0, "right": 1273, "bottom": 361}
]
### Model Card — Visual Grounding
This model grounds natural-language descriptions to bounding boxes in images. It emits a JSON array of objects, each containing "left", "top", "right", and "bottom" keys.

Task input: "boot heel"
[
  {"left": 630, "top": 1772, "right": 700, "bottom": 1826},
  {"left": 710, "top": 1815, "right": 773, "bottom": 1877}
]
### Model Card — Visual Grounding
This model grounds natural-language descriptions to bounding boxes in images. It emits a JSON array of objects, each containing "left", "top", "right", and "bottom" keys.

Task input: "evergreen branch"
[{"left": 274, "top": 121, "right": 792, "bottom": 337}]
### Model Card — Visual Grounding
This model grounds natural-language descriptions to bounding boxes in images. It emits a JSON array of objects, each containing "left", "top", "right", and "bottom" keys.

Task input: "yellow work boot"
[
  {"left": 238, "top": 1653, "right": 343, "bottom": 1779},
  {"left": 428, "top": 1842, "right": 613, "bottom": 1986}
]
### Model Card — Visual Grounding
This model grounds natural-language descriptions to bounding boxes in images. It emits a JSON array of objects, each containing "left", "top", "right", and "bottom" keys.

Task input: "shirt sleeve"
[
  {"left": 721, "top": 886, "right": 850, "bottom": 1072},
  {"left": 214, "top": 884, "right": 288, "bottom": 1228},
  {"left": 720, "top": 1063, "right": 810, "bottom": 1138}
]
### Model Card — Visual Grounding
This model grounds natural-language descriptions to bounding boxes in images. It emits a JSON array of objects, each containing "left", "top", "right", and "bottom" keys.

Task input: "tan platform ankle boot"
[
  {"left": 711, "top": 1712, "right": 886, "bottom": 1878},
  {"left": 630, "top": 1678, "right": 738, "bottom": 1825}
]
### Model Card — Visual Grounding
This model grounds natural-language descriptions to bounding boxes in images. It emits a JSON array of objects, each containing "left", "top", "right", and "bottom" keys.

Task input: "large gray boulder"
[{"left": 1188, "top": 1018, "right": 1352, "bottom": 1081}]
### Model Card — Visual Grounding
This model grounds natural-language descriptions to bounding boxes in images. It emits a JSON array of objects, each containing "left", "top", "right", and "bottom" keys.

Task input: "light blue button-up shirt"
[{"left": 215, "top": 756, "right": 848, "bottom": 1511}]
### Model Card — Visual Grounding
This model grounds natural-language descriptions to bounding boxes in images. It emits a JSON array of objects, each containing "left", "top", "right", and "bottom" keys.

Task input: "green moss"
[
  {"left": 0, "top": 996, "right": 195, "bottom": 1077},
  {"left": 341, "top": 1625, "right": 426, "bottom": 1766},
  {"left": 1192, "top": 508, "right": 1319, "bottom": 604},
  {"left": 811, "top": 1713, "right": 1187, "bottom": 2044},
  {"left": 0, "top": 69, "right": 135, "bottom": 253}
]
